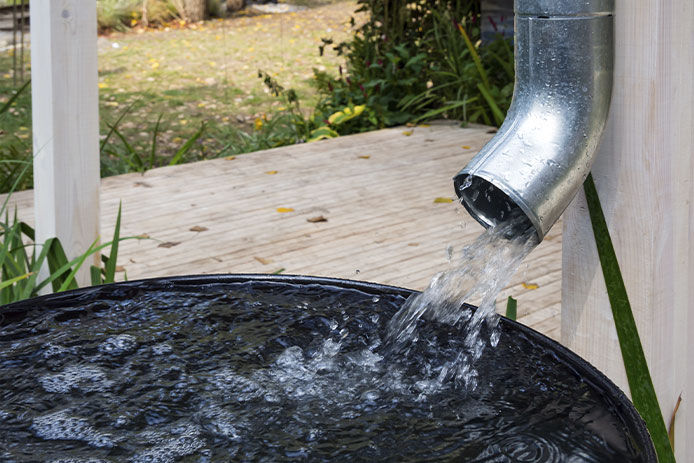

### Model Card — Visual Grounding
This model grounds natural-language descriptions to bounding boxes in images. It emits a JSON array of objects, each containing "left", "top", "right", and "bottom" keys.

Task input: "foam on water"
[{"left": 0, "top": 280, "right": 649, "bottom": 461}]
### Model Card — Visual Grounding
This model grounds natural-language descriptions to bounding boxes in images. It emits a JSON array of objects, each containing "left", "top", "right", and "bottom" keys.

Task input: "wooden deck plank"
[{"left": 3, "top": 121, "right": 563, "bottom": 340}]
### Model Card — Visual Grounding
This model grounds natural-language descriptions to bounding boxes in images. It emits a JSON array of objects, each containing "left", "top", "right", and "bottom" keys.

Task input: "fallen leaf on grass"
[
  {"left": 307, "top": 216, "right": 328, "bottom": 223},
  {"left": 158, "top": 241, "right": 181, "bottom": 248},
  {"left": 522, "top": 282, "right": 539, "bottom": 290},
  {"left": 402, "top": 130, "right": 413, "bottom": 136},
  {"left": 254, "top": 256, "right": 272, "bottom": 265},
  {"left": 357, "top": 155, "right": 370, "bottom": 159},
  {"left": 434, "top": 197, "right": 454, "bottom": 203},
  {"left": 265, "top": 170, "right": 278, "bottom": 175},
  {"left": 189, "top": 226, "right": 208, "bottom": 232},
  {"left": 224, "top": 156, "right": 236, "bottom": 160},
  {"left": 277, "top": 207, "right": 294, "bottom": 213}
]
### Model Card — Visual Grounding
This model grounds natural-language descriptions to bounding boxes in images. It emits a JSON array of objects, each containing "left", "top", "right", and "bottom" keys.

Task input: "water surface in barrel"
[{"left": 0, "top": 278, "right": 648, "bottom": 461}]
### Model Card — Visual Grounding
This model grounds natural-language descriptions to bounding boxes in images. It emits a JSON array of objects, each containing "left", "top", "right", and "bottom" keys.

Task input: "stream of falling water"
[{"left": 387, "top": 211, "right": 538, "bottom": 390}]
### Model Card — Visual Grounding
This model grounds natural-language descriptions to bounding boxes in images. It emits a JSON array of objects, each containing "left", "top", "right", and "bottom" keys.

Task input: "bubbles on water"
[
  {"left": 131, "top": 424, "right": 205, "bottom": 463},
  {"left": 42, "top": 343, "right": 73, "bottom": 359},
  {"left": 151, "top": 343, "right": 173, "bottom": 355},
  {"left": 39, "top": 364, "right": 114, "bottom": 393},
  {"left": 98, "top": 334, "right": 138, "bottom": 355},
  {"left": 49, "top": 459, "right": 109, "bottom": 463},
  {"left": 31, "top": 410, "right": 114, "bottom": 448}
]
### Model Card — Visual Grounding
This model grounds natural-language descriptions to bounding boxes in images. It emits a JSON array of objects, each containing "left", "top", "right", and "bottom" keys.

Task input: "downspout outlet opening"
[{"left": 455, "top": 174, "right": 535, "bottom": 239}]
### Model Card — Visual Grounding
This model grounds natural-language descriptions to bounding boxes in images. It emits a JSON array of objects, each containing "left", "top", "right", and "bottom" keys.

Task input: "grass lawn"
[{"left": 0, "top": 1, "right": 359, "bottom": 190}]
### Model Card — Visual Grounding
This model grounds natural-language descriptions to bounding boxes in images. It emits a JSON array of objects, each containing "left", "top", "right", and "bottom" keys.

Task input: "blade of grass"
[
  {"left": 457, "top": 24, "right": 490, "bottom": 90},
  {"left": 476, "top": 83, "right": 505, "bottom": 127},
  {"left": 583, "top": 173, "right": 675, "bottom": 463},
  {"left": 0, "top": 272, "right": 33, "bottom": 291},
  {"left": 100, "top": 100, "right": 139, "bottom": 154},
  {"left": 56, "top": 239, "right": 100, "bottom": 292},
  {"left": 149, "top": 114, "right": 164, "bottom": 169},
  {"left": 505, "top": 296, "right": 517, "bottom": 320},
  {"left": 169, "top": 123, "right": 205, "bottom": 166},
  {"left": 90, "top": 265, "right": 102, "bottom": 286},
  {"left": 44, "top": 237, "right": 78, "bottom": 292},
  {"left": 103, "top": 202, "right": 122, "bottom": 283}
]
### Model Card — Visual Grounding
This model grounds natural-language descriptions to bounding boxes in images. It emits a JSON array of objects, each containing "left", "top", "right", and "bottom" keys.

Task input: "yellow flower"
[{"left": 254, "top": 118, "right": 263, "bottom": 130}]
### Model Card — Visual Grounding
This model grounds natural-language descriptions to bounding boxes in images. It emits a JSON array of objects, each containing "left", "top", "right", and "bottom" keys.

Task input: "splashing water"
[{"left": 387, "top": 212, "right": 538, "bottom": 390}]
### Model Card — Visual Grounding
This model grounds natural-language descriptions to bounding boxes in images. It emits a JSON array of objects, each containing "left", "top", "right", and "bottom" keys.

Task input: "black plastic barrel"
[{"left": 0, "top": 274, "right": 656, "bottom": 462}]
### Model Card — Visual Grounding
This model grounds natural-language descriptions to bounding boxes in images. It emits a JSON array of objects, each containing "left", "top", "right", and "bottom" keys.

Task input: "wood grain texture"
[
  {"left": 562, "top": 1, "right": 694, "bottom": 459},
  {"left": 6, "top": 123, "right": 562, "bottom": 340},
  {"left": 30, "top": 0, "right": 101, "bottom": 286}
]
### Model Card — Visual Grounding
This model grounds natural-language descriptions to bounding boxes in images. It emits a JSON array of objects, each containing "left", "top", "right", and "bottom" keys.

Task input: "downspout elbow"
[{"left": 454, "top": 0, "right": 614, "bottom": 241}]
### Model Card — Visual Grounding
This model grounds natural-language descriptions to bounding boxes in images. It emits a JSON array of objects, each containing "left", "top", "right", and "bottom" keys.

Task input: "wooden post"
[
  {"left": 31, "top": 0, "right": 100, "bottom": 288},
  {"left": 562, "top": 1, "right": 694, "bottom": 459}
]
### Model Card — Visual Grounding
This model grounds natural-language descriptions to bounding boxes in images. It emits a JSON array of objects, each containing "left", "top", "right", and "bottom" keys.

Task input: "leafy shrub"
[{"left": 313, "top": 0, "right": 514, "bottom": 130}]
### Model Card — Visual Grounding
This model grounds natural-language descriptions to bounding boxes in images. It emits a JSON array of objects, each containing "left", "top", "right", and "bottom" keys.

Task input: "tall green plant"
[
  {"left": 584, "top": 173, "right": 675, "bottom": 462},
  {"left": 0, "top": 194, "right": 134, "bottom": 304}
]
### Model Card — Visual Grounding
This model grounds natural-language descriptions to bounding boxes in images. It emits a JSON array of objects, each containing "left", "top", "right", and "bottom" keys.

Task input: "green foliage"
[
  {"left": 313, "top": 0, "right": 514, "bottom": 131},
  {"left": 97, "top": 0, "right": 141, "bottom": 31},
  {"left": 0, "top": 79, "right": 32, "bottom": 193},
  {"left": 100, "top": 102, "right": 206, "bottom": 175},
  {"left": 96, "top": 0, "right": 179, "bottom": 31},
  {"left": 583, "top": 174, "right": 675, "bottom": 462},
  {"left": 0, "top": 187, "right": 134, "bottom": 304}
]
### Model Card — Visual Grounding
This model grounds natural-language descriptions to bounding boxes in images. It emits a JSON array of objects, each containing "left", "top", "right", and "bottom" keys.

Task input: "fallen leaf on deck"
[
  {"left": 137, "top": 234, "right": 150, "bottom": 239},
  {"left": 408, "top": 242, "right": 419, "bottom": 247},
  {"left": 522, "top": 282, "right": 539, "bottom": 290},
  {"left": 272, "top": 268, "right": 286, "bottom": 274},
  {"left": 461, "top": 145, "right": 471, "bottom": 149},
  {"left": 402, "top": 130, "right": 413, "bottom": 136},
  {"left": 406, "top": 122, "right": 416, "bottom": 127},
  {"left": 434, "top": 197, "right": 454, "bottom": 203},
  {"left": 265, "top": 170, "right": 278, "bottom": 175},
  {"left": 254, "top": 256, "right": 272, "bottom": 265},
  {"left": 158, "top": 241, "right": 181, "bottom": 248},
  {"left": 189, "top": 226, "right": 208, "bottom": 232},
  {"left": 115, "top": 266, "right": 126, "bottom": 272},
  {"left": 276, "top": 207, "right": 294, "bottom": 213},
  {"left": 134, "top": 181, "right": 152, "bottom": 188},
  {"left": 418, "top": 124, "right": 431, "bottom": 128},
  {"left": 224, "top": 156, "right": 236, "bottom": 160},
  {"left": 357, "top": 155, "right": 370, "bottom": 159},
  {"left": 307, "top": 216, "right": 328, "bottom": 223}
]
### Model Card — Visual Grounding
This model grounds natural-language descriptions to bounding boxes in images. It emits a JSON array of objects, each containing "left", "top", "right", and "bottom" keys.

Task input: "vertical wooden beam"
[
  {"left": 562, "top": 1, "right": 694, "bottom": 459},
  {"left": 31, "top": 0, "right": 100, "bottom": 287}
]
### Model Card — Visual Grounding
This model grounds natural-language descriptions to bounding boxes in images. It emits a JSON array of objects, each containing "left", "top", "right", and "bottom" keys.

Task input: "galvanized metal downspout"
[{"left": 454, "top": 0, "right": 614, "bottom": 241}]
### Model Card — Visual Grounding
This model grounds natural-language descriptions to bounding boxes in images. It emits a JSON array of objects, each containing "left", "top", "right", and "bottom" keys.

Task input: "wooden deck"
[{"left": 6, "top": 121, "right": 562, "bottom": 340}]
